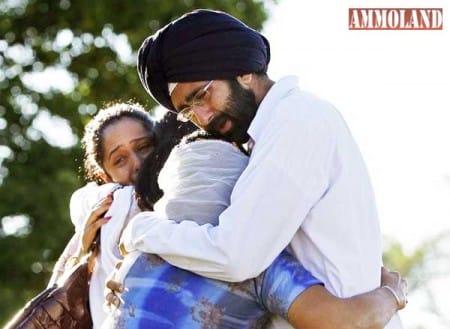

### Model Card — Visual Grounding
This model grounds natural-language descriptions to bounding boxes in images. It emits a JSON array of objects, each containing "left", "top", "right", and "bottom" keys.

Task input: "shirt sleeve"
[
  {"left": 47, "top": 232, "right": 80, "bottom": 287},
  {"left": 255, "top": 250, "right": 323, "bottom": 319},
  {"left": 121, "top": 114, "right": 335, "bottom": 282},
  {"left": 69, "top": 182, "right": 99, "bottom": 231}
]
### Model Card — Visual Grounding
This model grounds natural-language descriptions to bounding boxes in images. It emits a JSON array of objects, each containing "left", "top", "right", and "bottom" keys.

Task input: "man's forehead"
[
  {"left": 171, "top": 81, "right": 206, "bottom": 93},
  {"left": 170, "top": 81, "right": 208, "bottom": 107}
]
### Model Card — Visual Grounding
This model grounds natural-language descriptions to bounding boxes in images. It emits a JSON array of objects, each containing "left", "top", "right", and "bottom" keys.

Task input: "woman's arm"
[{"left": 288, "top": 268, "right": 407, "bottom": 329}]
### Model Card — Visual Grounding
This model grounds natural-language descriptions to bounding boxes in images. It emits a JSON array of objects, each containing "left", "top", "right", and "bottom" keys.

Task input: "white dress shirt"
[{"left": 122, "top": 76, "right": 402, "bottom": 328}]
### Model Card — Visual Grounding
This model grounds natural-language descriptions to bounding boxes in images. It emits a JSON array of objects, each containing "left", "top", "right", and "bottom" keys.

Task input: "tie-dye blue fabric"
[{"left": 109, "top": 250, "right": 321, "bottom": 328}]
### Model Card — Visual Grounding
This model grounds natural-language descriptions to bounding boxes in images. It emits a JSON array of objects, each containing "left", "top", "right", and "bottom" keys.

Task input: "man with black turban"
[{"left": 120, "top": 9, "right": 404, "bottom": 328}]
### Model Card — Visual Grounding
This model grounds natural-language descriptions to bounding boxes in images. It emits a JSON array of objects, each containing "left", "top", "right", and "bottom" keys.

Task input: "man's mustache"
[
  {"left": 205, "top": 113, "right": 250, "bottom": 144},
  {"left": 206, "top": 113, "right": 229, "bottom": 135}
]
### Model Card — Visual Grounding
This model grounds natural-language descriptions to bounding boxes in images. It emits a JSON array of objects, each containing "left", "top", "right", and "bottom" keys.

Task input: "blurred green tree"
[
  {"left": 0, "top": 0, "right": 271, "bottom": 323},
  {"left": 383, "top": 231, "right": 450, "bottom": 329}
]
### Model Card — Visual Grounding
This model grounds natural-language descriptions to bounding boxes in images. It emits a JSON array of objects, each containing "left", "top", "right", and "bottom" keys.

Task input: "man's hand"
[
  {"left": 119, "top": 242, "right": 129, "bottom": 257},
  {"left": 104, "top": 261, "right": 124, "bottom": 309},
  {"left": 381, "top": 267, "right": 408, "bottom": 310}
]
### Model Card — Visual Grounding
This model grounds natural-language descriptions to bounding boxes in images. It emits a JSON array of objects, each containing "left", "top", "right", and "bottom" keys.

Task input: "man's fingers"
[
  {"left": 380, "top": 266, "right": 409, "bottom": 310},
  {"left": 400, "top": 277, "right": 408, "bottom": 303},
  {"left": 119, "top": 243, "right": 129, "bottom": 257},
  {"left": 105, "top": 292, "right": 121, "bottom": 308},
  {"left": 381, "top": 267, "right": 402, "bottom": 286},
  {"left": 106, "top": 279, "right": 124, "bottom": 293}
]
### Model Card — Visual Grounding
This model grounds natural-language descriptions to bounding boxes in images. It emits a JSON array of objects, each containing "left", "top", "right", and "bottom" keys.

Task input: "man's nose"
[{"left": 191, "top": 104, "right": 214, "bottom": 127}]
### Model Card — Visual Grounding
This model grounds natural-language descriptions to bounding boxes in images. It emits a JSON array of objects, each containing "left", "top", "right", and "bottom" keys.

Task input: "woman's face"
[{"left": 101, "top": 118, "right": 154, "bottom": 185}]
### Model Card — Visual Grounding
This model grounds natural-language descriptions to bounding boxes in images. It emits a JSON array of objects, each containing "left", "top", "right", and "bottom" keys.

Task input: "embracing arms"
[{"left": 287, "top": 268, "right": 407, "bottom": 329}]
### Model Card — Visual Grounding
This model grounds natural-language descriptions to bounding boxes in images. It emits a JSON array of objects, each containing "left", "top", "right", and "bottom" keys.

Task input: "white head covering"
[
  {"left": 168, "top": 82, "right": 178, "bottom": 96},
  {"left": 154, "top": 139, "right": 248, "bottom": 225}
]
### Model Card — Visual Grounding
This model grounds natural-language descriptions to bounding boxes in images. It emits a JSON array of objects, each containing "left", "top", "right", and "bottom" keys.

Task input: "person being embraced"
[{"left": 102, "top": 131, "right": 407, "bottom": 329}]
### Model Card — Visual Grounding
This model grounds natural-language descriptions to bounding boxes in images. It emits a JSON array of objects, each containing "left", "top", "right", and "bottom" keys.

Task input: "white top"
[
  {"left": 154, "top": 139, "right": 249, "bottom": 224},
  {"left": 121, "top": 76, "right": 402, "bottom": 328},
  {"left": 68, "top": 183, "right": 138, "bottom": 329}
]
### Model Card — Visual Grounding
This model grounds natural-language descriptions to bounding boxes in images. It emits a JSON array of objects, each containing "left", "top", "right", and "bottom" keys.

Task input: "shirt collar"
[{"left": 248, "top": 75, "right": 300, "bottom": 143}]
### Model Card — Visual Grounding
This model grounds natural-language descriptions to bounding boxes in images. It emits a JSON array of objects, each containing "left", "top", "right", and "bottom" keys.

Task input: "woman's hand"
[{"left": 78, "top": 193, "right": 113, "bottom": 257}]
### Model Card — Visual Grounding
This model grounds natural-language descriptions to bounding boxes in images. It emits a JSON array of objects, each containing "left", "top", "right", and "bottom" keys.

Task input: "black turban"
[{"left": 137, "top": 9, "right": 271, "bottom": 111}]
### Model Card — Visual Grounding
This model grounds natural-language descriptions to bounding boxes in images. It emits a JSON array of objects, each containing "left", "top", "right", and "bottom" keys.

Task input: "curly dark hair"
[
  {"left": 134, "top": 113, "right": 250, "bottom": 210},
  {"left": 134, "top": 112, "right": 197, "bottom": 210}
]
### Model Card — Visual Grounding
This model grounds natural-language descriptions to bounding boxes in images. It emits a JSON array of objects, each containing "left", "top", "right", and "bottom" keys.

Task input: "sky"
[
  {"left": 263, "top": 0, "right": 450, "bottom": 249},
  {"left": 261, "top": 0, "right": 449, "bottom": 327}
]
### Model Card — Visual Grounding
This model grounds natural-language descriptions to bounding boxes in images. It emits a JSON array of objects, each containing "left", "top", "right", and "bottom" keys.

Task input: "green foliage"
[
  {"left": 383, "top": 232, "right": 450, "bottom": 328},
  {"left": 0, "top": 0, "right": 271, "bottom": 324},
  {"left": 383, "top": 232, "right": 450, "bottom": 291}
]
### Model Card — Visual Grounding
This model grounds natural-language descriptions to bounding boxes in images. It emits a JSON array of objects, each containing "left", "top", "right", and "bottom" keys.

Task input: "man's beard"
[{"left": 205, "top": 79, "right": 258, "bottom": 144}]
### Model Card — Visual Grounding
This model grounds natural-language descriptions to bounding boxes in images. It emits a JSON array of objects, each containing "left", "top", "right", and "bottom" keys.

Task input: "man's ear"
[{"left": 236, "top": 73, "right": 253, "bottom": 89}]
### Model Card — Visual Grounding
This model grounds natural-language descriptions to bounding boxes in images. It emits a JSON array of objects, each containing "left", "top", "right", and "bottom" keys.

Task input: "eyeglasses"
[{"left": 176, "top": 80, "right": 214, "bottom": 124}]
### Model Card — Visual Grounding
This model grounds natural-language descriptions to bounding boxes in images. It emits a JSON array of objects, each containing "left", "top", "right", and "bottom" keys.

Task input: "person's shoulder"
[
  {"left": 69, "top": 182, "right": 118, "bottom": 229},
  {"left": 70, "top": 182, "right": 118, "bottom": 202},
  {"left": 271, "top": 77, "right": 333, "bottom": 110},
  {"left": 70, "top": 181, "right": 99, "bottom": 196},
  {"left": 282, "top": 88, "right": 338, "bottom": 117},
  {"left": 276, "top": 88, "right": 345, "bottom": 137}
]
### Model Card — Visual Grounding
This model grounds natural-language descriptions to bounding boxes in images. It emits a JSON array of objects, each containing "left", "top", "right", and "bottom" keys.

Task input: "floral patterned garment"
[{"left": 105, "top": 250, "right": 322, "bottom": 329}]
